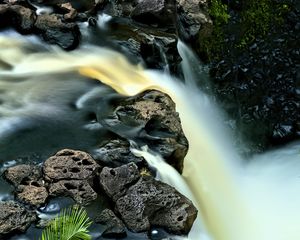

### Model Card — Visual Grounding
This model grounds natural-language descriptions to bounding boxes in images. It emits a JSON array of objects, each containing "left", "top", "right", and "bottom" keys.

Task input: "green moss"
[
  {"left": 209, "top": 0, "right": 230, "bottom": 25},
  {"left": 198, "top": 0, "right": 230, "bottom": 61},
  {"left": 238, "top": 0, "right": 290, "bottom": 47}
]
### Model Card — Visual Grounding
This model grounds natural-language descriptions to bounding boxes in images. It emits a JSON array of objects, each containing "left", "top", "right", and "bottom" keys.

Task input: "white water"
[{"left": 1, "top": 34, "right": 300, "bottom": 240}]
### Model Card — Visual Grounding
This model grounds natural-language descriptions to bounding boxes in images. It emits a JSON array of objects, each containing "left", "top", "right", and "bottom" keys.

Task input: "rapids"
[{"left": 0, "top": 33, "right": 300, "bottom": 240}]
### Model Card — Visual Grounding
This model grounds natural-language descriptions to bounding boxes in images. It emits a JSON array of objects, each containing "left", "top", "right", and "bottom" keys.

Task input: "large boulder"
[
  {"left": 97, "top": 90, "right": 188, "bottom": 173},
  {"left": 0, "top": 201, "right": 36, "bottom": 237},
  {"left": 99, "top": 163, "right": 197, "bottom": 234}
]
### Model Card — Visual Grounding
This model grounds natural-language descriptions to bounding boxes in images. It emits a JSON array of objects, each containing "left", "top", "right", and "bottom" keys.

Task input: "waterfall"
[{"left": 1, "top": 34, "right": 300, "bottom": 240}]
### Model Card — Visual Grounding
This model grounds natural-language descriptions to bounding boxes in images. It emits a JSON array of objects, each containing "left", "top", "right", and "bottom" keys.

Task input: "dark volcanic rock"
[
  {"left": 0, "top": 201, "right": 36, "bottom": 237},
  {"left": 4, "top": 164, "right": 42, "bottom": 187},
  {"left": 17, "top": 185, "right": 48, "bottom": 206},
  {"left": 34, "top": 14, "right": 80, "bottom": 50},
  {"left": 4, "top": 164, "right": 48, "bottom": 206},
  {"left": 43, "top": 149, "right": 99, "bottom": 181},
  {"left": 92, "top": 138, "right": 148, "bottom": 168},
  {"left": 95, "top": 209, "right": 127, "bottom": 238},
  {"left": 99, "top": 163, "right": 197, "bottom": 234},
  {"left": 48, "top": 179, "right": 97, "bottom": 205},
  {"left": 100, "top": 162, "right": 140, "bottom": 202},
  {"left": 98, "top": 90, "right": 188, "bottom": 173},
  {"left": 0, "top": 4, "right": 36, "bottom": 33},
  {"left": 43, "top": 149, "right": 99, "bottom": 205}
]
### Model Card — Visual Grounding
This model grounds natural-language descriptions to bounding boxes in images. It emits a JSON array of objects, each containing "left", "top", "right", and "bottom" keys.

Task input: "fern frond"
[{"left": 40, "top": 206, "right": 92, "bottom": 240}]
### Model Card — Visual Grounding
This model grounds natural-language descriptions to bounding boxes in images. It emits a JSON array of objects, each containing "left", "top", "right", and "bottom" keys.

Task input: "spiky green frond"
[{"left": 40, "top": 206, "right": 92, "bottom": 240}]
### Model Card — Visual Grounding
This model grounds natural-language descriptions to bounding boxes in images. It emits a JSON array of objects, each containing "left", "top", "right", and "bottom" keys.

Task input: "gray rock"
[
  {"left": 43, "top": 149, "right": 99, "bottom": 181},
  {"left": 0, "top": 201, "right": 36, "bottom": 237},
  {"left": 95, "top": 209, "right": 127, "bottom": 238},
  {"left": 100, "top": 163, "right": 140, "bottom": 202},
  {"left": 98, "top": 90, "right": 188, "bottom": 173},
  {"left": 99, "top": 163, "right": 197, "bottom": 235},
  {"left": 48, "top": 179, "right": 97, "bottom": 205},
  {"left": 34, "top": 14, "right": 80, "bottom": 50}
]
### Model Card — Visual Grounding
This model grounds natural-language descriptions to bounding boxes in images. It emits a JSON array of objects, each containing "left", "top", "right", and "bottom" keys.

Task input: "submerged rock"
[
  {"left": 98, "top": 90, "right": 189, "bottom": 173},
  {"left": 0, "top": 201, "right": 36, "bottom": 237},
  {"left": 99, "top": 163, "right": 197, "bottom": 234},
  {"left": 95, "top": 209, "right": 127, "bottom": 238}
]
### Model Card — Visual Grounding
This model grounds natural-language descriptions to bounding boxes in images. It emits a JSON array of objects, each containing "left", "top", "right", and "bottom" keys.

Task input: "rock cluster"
[{"left": 2, "top": 148, "right": 197, "bottom": 238}]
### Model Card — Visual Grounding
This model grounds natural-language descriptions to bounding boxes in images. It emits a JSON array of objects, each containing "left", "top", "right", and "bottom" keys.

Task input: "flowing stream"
[{"left": 0, "top": 32, "right": 300, "bottom": 240}]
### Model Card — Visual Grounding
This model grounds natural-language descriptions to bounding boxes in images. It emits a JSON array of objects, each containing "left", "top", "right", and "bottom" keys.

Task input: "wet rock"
[
  {"left": 0, "top": 4, "right": 36, "bottom": 33},
  {"left": 92, "top": 138, "right": 148, "bottom": 168},
  {"left": 98, "top": 90, "right": 188, "bottom": 173},
  {"left": 95, "top": 209, "right": 127, "bottom": 238},
  {"left": 0, "top": 201, "right": 36, "bottom": 237},
  {"left": 100, "top": 163, "right": 197, "bottom": 235},
  {"left": 176, "top": 0, "right": 212, "bottom": 40},
  {"left": 4, "top": 164, "right": 42, "bottom": 187},
  {"left": 48, "top": 179, "right": 97, "bottom": 205},
  {"left": 34, "top": 14, "right": 80, "bottom": 50},
  {"left": 100, "top": 163, "right": 140, "bottom": 202},
  {"left": 43, "top": 149, "right": 99, "bottom": 181},
  {"left": 17, "top": 185, "right": 48, "bottom": 206}
]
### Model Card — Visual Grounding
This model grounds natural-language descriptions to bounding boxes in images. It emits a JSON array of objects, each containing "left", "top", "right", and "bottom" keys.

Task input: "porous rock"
[
  {"left": 98, "top": 90, "right": 188, "bottom": 173},
  {"left": 48, "top": 179, "right": 97, "bottom": 205},
  {"left": 4, "top": 164, "right": 42, "bottom": 187},
  {"left": 99, "top": 163, "right": 197, "bottom": 234},
  {"left": 17, "top": 185, "right": 48, "bottom": 206},
  {"left": 95, "top": 209, "right": 127, "bottom": 238},
  {"left": 100, "top": 162, "right": 140, "bottom": 202},
  {"left": 43, "top": 149, "right": 99, "bottom": 181},
  {"left": 0, "top": 201, "right": 36, "bottom": 237}
]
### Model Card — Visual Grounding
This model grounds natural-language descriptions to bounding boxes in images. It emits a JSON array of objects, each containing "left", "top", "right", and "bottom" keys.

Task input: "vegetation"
[
  {"left": 199, "top": 0, "right": 292, "bottom": 61},
  {"left": 40, "top": 206, "right": 92, "bottom": 240}
]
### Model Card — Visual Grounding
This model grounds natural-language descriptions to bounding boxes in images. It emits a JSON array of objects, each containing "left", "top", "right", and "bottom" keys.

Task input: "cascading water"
[{"left": 0, "top": 33, "right": 300, "bottom": 240}]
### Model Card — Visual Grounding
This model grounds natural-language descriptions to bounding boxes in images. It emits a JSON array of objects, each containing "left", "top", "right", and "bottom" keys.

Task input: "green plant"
[
  {"left": 209, "top": 0, "right": 230, "bottom": 25},
  {"left": 40, "top": 206, "right": 92, "bottom": 240}
]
